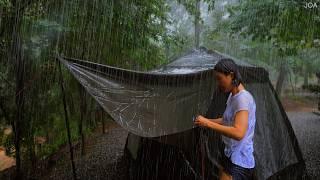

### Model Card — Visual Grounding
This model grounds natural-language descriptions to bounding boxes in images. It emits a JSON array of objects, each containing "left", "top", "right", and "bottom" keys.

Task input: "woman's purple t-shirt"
[{"left": 222, "top": 89, "right": 256, "bottom": 168}]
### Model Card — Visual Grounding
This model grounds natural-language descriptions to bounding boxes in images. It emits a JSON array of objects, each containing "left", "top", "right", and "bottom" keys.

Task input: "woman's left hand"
[{"left": 194, "top": 115, "right": 210, "bottom": 127}]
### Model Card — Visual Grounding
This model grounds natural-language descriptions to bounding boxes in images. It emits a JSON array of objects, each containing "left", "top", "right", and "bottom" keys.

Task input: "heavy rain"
[{"left": 0, "top": 0, "right": 319, "bottom": 180}]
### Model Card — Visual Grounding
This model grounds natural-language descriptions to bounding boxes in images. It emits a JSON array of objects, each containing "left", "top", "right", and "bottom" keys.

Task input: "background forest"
[{"left": 0, "top": 0, "right": 319, "bottom": 178}]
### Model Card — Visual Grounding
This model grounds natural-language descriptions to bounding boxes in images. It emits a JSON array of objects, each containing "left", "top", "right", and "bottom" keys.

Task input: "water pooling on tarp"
[{"left": 150, "top": 49, "right": 253, "bottom": 74}]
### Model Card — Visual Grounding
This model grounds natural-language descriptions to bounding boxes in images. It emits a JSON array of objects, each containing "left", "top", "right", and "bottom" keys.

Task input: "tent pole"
[{"left": 58, "top": 61, "right": 77, "bottom": 180}]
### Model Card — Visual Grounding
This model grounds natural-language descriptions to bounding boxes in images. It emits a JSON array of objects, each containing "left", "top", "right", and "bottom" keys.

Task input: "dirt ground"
[
  {"left": 281, "top": 96, "right": 318, "bottom": 112},
  {"left": 0, "top": 147, "right": 16, "bottom": 171},
  {"left": 287, "top": 112, "right": 320, "bottom": 180}
]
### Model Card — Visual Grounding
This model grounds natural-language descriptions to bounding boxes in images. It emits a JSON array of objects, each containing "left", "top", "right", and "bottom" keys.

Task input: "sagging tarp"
[{"left": 58, "top": 48, "right": 307, "bottom": 180}]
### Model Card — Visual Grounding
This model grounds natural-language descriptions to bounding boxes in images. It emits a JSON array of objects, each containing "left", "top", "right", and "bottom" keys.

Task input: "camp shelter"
[{"left": 58, "top": 47, "right": 307, "bottom": 180}]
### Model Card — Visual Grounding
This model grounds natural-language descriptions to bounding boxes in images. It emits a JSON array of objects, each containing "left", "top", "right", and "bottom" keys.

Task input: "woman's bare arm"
[
  {"left": 194, "top": 111, "right": 248, "bottom": 141},
  {"left": 207, "top": 117, "right": 223, "bottom": 124}
]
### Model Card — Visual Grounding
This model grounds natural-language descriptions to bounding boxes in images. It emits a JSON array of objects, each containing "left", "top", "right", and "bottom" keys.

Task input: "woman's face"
[{"left": 214, "top": 71, "right": 234, "bottom": 92}]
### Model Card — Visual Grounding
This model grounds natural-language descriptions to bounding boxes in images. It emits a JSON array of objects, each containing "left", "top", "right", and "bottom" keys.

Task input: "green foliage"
[
  {"left": 227, "top": 0, "right": 320, "bottom": 56},
  {"left": 177, "top": 0, "right": 215, "bottom": 15},
  {"left": 0, "top": 0, "right": 11, "bottom": 8},
  {"left": 202, "top": 0, "right": 320, "bottom": 84},
  {"left": 37, "top": 115, "right": 89, "bottom": 158},
  {"left": 1, "top": 0, "right": 179, "bottom": 166},
  {"left": 54, "top": 0, "right": 170, "bottom": 70}
]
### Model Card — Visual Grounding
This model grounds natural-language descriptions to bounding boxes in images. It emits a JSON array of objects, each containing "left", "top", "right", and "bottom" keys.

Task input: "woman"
[{"left": 194, "top": 58, "right": 256, "bottom": 180}]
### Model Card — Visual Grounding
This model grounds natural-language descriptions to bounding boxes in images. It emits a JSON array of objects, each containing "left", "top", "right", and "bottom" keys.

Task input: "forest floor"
[
  {"left": 39, "top": 122, "right": 129, "bottom": 180},
  {"left": 0, "top": 148, "right": 16, "bottom": 171},
  {"left": 0, "top": 120, "right": 130, "bottom": 180},
  {"left": 281, "top": 94, "right": 318, "bottom": 112},
  {"left": 287, "top": 112, "right": 320, "bottom": 180}
]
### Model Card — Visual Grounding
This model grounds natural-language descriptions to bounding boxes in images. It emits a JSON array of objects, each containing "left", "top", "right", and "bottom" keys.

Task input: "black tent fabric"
[{"left": 58, "top": 48, "right": 307, "bottom": 179}]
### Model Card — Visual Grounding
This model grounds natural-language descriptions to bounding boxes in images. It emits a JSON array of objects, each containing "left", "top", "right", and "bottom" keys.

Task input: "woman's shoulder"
[
  {"left": 235, "top": 90, "right": 255, "bottom": 104},
  {"left": 243, "top": 89, "right": 254, "bottom": 98},
  {"left": 243, "top": 90, "right": 256, "bottom": 108}
]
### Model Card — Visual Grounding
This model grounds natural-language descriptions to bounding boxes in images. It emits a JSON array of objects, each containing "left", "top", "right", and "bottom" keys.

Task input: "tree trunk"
[
  {"left": 317, "top": 72, "right": 320, "bottom": 111},
  {"left": 275, "top": 61, "right": 288, "bottom": 97},
  {"left": 11, "top": 5, "right": 25, "bottom": 179},
  {"left": 0, "top": 98, "right": 11, "bottom": 125},
  {"left": 318, "top": 95, "right": 320, "bottom": 111},
  {"left": 303, "top": 74, "right": 308, "bottom": 86},
  {"left": 289, "top": 71, "right": 295, "bottom": 96},
  {"left": 194, "top": 0, "right": 201, "bottom": 49},
  {"left": 5, "top": 1, "right": 39, "bottom": 177},
  {"left": 303, "top": 65, "right": 309, "bottom": 86},
  {"left": 58, "top": 62, "right": 77, "bottom": 180}
]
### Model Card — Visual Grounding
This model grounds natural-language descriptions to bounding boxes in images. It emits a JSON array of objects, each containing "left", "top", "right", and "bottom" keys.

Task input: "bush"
[{"left": 302, "top": 84, "right": 320, "bottom": 93}]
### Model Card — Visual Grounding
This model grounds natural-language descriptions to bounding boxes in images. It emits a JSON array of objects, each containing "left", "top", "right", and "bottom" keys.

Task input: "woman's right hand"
[{"left": 194, "top": 115, "right": 210, "bottom": 127}]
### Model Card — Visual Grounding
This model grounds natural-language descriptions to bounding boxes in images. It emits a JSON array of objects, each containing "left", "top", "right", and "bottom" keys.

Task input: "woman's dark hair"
[{"left": 214, "top": 58, "right": 243, "bottom": 87}]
